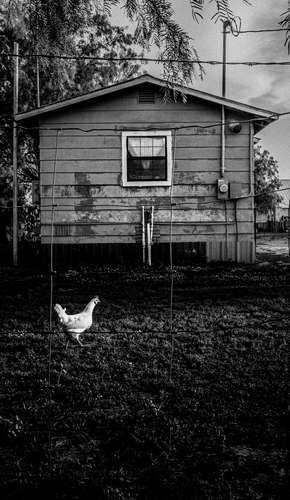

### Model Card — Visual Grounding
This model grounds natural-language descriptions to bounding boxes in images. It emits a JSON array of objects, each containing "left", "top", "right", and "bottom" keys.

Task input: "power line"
[
  {"left": 239, "top": 28, "right": 288, "bottom": 33},
  {"left": 4, "top": 52, "right": 290, "bottom": 65}
]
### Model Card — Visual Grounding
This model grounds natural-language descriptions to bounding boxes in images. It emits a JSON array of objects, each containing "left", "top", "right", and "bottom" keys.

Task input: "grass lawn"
[{"left": 0, "top": 263, "right": 288, "bottom": 499}]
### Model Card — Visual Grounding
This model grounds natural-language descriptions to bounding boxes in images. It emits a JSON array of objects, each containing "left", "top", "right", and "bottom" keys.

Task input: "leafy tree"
[
  {"left": 65, "top": 13, "right": 143, "bottom": 97},
  {"left": 0, "top": 2, "right": 143, "bottom": 242},
  {"left": 254, "top": 145, "right": 282, "bottom": 215}
]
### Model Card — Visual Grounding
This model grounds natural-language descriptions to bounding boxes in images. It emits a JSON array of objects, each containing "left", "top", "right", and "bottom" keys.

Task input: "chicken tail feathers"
[{"left": 54, "top": 303, "right": 67, "bottom": 323}]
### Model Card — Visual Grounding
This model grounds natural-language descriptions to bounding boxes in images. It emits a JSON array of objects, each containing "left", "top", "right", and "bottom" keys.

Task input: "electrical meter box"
[{"left": 217, "top": 179, "right": 229, "bottom": 200}]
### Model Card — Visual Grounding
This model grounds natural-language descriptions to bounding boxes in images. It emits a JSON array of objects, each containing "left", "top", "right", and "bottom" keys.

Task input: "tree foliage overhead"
[
  {"left": 100, "top": 0, "right": 253, "bottom": 85},
  {"left": 2, "top": 0, "right": 289, "bottom": 93},
  {"left": 254, "top": 145, "right": 282, "bottom": 214},
  {"left": 0, "top": 0, "right": 143, "bottom": 241},
  {"left": 280, "top": 5, "right": 290, "bottom": 53}
]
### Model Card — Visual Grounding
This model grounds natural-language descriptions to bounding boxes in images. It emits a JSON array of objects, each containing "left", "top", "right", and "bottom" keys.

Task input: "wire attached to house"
[
  {"left": 1, "top": 110, "right": 290, "bottom": 135},
  {"left": 3, "top": 112, "right": 287, "bottom": 135}
]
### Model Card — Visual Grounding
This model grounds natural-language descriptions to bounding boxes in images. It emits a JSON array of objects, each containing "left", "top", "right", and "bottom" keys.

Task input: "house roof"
[{"left": 15, "top": 73, "right": 278, "bottom": 131}]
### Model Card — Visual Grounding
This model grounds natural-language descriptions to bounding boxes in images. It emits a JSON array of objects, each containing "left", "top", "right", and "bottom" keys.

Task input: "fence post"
[{"left": 13, "top": 41, "right": 19, "bottom": 266}]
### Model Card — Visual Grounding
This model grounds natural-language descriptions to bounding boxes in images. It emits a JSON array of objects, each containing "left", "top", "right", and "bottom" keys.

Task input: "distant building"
[
  {"left": 255, "top": 178, "right": 290, "bottom": 233},
  {"left": 277, "top": 179, "right": 290, "bottom": 218},
  {"left": 277, "top": 179, "right": 290, "bottom": 231}
]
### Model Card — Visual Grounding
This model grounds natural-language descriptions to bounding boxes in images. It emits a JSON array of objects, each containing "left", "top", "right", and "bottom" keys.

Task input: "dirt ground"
[
  {"left": 256, "top": 233, "right": 290, "bottom": 262},
  {"left": 0, "top": 260, "right": 289, "bottom": 499}
]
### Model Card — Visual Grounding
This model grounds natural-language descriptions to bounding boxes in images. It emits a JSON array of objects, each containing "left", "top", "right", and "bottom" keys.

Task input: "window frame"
[{"left": 121, "top": 131, "right": 172, "bottom": 187}]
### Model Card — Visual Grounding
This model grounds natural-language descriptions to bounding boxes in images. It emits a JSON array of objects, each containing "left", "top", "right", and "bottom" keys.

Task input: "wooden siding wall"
[{"left": 39, "top": 85, "right": 255, "bottom": 262}]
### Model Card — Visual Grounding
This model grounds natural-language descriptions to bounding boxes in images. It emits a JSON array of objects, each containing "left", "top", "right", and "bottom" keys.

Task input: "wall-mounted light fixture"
[{"left": 228, "top": 121, "right": 242, "bottom": 133}]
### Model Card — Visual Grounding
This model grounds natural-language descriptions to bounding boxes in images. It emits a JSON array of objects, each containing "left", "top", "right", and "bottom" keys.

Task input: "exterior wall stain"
[
  {"left": 75, "top": 198, "right": 94, "bottom": 212},
  {"left": 75, "top": 173, "right": 92, "bottom": 196},
  {"left": 136, "top": 197, "right": 171, "bottom": 207},
  {"left": 197, "top": 197, "right": 206, "bottom": 208},
  {"left": 75, "top": 225, "right": 95, "bottom": 236}
]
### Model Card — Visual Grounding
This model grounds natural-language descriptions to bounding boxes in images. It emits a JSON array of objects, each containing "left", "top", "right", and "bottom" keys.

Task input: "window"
[{"left": 122, "top": 131, "right": 172, "bottom": 187}]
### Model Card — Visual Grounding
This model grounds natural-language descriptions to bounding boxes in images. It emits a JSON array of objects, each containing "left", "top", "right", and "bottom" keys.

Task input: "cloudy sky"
[{"left": 113, "top": 0, "right": 290, "bottom": 178}]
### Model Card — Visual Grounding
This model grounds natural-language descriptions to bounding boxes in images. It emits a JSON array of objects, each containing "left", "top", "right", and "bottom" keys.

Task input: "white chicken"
[{"left": 54, "top": 297, "right": 100, "bottom": 348}]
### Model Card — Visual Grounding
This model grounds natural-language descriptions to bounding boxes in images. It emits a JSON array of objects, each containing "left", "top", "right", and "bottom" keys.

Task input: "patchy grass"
[
  {"left": 256, "top": 233, "right": 289, "bottom": 262},
  {"left": 0, "top": 263, "right": 289, "bottom": 499}
]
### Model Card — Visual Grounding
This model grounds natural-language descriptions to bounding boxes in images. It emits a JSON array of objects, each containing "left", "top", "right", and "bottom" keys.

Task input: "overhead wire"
[
  {"left": 3, "top": 51, "right": 290, "bottom": 66},
  {"left": 239, "top": 28, "right": 288, "bottom": 33}
]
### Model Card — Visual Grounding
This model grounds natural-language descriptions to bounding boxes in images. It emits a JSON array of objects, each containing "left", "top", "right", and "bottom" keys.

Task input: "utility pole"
[
  {"left": 13, "top": 41, "right": 19, "bottom": 266},
  {"left": 222, "top": 21, "right": 230, "bottom": 97},
  {"left": 36, "top": 55, "right": 40, "bottom": 108}
]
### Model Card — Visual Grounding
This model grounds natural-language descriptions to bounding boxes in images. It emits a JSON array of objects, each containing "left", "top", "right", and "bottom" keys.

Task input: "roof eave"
[
  {"left": 15, "top": 73, "right": 276, "bottom": 126},
  {"left": 253, "top": 116, "right": 278, "bottom": 134}
]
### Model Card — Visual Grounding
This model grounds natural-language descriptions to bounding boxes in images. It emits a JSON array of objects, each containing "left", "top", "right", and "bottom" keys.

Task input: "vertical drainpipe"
[
  {"left": 249, "top": 122, "right": 254, "bottom": 195},
  {"left": 147, "top": 220, "right": 151, "bottom": 266},
  {"left": 142, "top": 206, "right": 146, "bottom": 264},
  {"left": 250, "top": 122, "right": 255, "bottom": 262}
]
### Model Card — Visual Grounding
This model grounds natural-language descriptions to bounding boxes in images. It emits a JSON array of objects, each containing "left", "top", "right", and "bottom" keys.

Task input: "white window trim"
[{"left": 121, "top": 130, "right": 172, "bottom": 187}]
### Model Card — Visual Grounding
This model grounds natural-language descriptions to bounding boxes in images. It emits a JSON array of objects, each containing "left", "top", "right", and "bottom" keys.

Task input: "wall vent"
[
  {"left": 138, "top": 86, "right": 155, "bottom": 104},
  {"left": 54, "top": 224, "right": 71, "bottom": 237}
]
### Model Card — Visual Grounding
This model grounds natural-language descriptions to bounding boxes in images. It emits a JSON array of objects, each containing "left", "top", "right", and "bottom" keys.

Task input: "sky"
[{"left": 112, "top": 0, "right": 290, "bottom": 178}]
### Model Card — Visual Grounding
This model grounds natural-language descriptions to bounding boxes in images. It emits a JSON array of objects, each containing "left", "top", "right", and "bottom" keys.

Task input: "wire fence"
[{"left": 1, "top": 19, "right": 290, "bottom": 493}]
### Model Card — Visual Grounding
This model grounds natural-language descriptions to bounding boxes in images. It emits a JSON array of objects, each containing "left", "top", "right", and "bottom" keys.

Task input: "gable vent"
[{"left": 138, "top": 86, "right": 155, "bottom": 104}]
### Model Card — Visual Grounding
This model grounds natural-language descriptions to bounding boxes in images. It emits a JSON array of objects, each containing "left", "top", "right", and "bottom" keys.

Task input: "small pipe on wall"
[
  {"left": 221, "top": 105, "right": 226, "bottom": 178},
  {"left": 141, "top": 205, "right": 154, "bottom": 266},
  {"left": 150, "top": 206, "right": 154, "bottom": 243},
  {"left": 142, "top": 205, "right": 146, "bottom": 264},
  {"left": 147, "top": 221, "right": 151, "bottom": 266}
]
